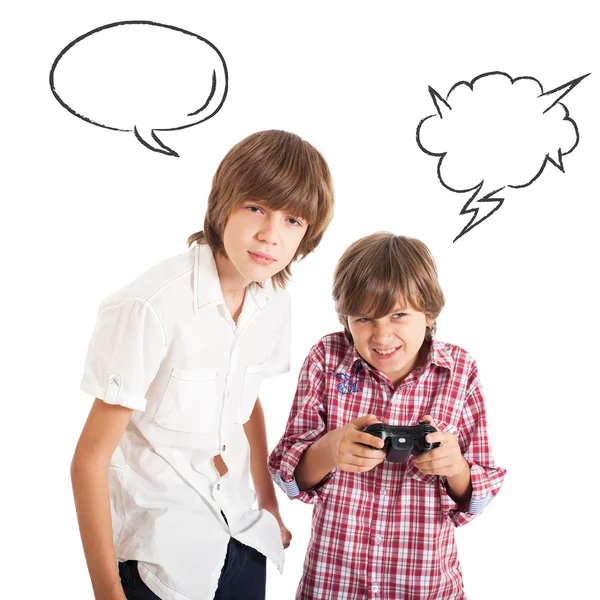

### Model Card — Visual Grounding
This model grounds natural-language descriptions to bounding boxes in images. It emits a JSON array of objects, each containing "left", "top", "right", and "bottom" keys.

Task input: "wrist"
[
  {"left": 321, "top": 429, "right": 340, "bottom": 470},
  {"left": 257, "top": 489, "right": 279, "bottom": 512},
  {"left": 445, "top": 458, "right": 472, "bottom": 505},
  {"left": 259, "top": 501, "right": 283, "bottom": 524},
  {"left": 258, "top": 496, "right": 279, "bottom": 510},
  {"left": 447, "top": 457, "right": 470, "bottom": 485}
]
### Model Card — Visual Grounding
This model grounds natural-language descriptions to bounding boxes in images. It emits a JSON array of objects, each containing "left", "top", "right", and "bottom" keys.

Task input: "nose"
[
  {"left": 257, "top": 214, "right": 281, "bottom": 245},
  {"left": 371, "top": 320, "right": 395, "bottom": 344}
]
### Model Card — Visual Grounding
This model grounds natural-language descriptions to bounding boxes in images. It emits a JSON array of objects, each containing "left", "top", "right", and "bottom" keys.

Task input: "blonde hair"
[
  {"left": 188, "top": 130, "right": 334, "bottom": 288},
  {"left": 333, "top": 233, "right": 445, "bottom": 340}
]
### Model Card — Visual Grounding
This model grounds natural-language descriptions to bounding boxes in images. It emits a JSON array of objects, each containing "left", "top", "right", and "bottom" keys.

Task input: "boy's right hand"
[{"left": 329, "top": 414, "right": 386, "bottom": 473}]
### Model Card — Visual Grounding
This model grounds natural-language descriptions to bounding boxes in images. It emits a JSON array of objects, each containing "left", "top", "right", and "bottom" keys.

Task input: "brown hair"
[
  {"left": 188, "top": 130, "right": 334, "bottom": 288},
  {"left": 333, "top": 233, "right": 445, "bottom": 341}
]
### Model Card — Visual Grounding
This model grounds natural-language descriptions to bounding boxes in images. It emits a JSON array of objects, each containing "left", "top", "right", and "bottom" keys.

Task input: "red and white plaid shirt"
[{"left": 269, "top": 332, "right": 505, "bottom": 600}]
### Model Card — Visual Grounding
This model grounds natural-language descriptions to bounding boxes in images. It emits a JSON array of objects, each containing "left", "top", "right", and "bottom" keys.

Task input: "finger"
[
  {"left": 351, "top": 447, "right": 387, "bottom": 460},
  {"left": 354, "top": 431, "right": 385, "bottom": 449},
  {"left": 414, "top": 446, "right": 450, "bottom": 464},
  {"left": 281, "top": 528, "right": 292, "bottom": 549},
  {"left": 425, "top": 431, "right": 446, "bottom": 445},
  {"left": 342, "top": 454, "right": 386, "bottom": 469},
  {"left": 348, "top": 453, "right": 386, "bottom": 467},
  {"left": 350, "top": 413, "right": 382, "bottom": 431},
  {"left": 346, "top": 437, "right": 387, "bottom": 455},
  {"left": 421, "top": 415, "right": 439, "bottom": 430}
]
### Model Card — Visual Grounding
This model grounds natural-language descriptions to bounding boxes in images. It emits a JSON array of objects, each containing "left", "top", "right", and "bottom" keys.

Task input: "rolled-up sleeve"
[
  {"left": 439, "top": 363, "right": 506, "bottom": 527},
  {"left": 80, "top": 296, "right": 167, "bottom": 411},
  {"left": 269, "top": 347, "right": 336, "bottom": 504}
]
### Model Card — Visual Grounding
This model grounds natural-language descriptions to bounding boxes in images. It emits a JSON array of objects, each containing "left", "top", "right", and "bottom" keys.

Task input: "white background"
[{"left": 3, "top": 1, "right": 599, "bottom": 598}]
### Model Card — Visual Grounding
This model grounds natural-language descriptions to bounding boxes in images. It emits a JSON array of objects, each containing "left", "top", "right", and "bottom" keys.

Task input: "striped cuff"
[
  {"left": 468, "top": 491, "right": 493, "bottom": 514},
  {"left": 271, "top": 473, "right": 300, "bottom": 498}
]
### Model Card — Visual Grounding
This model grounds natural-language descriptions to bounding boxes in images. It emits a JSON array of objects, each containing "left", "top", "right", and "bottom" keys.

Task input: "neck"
[
  {"left": 214, "top": 252, "right": 250, "bottom": 300},
  {"left": 390, "top": 341, "right": 431, "bottom": 387}
]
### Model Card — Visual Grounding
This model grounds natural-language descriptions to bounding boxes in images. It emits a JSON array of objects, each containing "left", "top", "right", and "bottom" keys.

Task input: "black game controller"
[{"left": 362, "top": 422, "right": 440, "bottom": 463}]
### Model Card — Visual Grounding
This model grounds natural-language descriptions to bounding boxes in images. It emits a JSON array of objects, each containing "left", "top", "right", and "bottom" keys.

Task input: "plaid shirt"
[{"left": 269, "top": 332, "right": 506, "bottom": 600}]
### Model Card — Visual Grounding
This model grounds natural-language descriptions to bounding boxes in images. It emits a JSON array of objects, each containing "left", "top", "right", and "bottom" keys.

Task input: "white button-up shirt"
[{"left": 80, "top": 243, "right": 290, "bottom": 600}]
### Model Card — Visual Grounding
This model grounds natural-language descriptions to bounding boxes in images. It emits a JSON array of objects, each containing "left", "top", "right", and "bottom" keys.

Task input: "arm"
[
  {"left": 446, "top": 461, "right": 473, "bottom": 506},
  {"left": 268, "top": 352, "right": 334, "bottom": 504},
  {"left": 414, "top": 415, "right": 473, "bottom": 507},
  {"left": 71, "top": 399, "right": 133, "bottom": 600},
  {"left": 295, "top": 414, "right": 385, "bottom": 490},
  {"left": 415, "top": 364, "right": 506, "bottom": 525},
  {"left": 244, "top": 398, "right": 292, "bottom": 548},
  {"left": 294, "top": 431, "right": 336, "bottom": 490},
  {"left": 269, "top": 349, "right": 385, "bottom": 502}
]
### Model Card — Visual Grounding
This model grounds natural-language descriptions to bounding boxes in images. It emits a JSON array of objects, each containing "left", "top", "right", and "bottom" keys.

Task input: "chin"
[{"left": 247, "top": 267, "right": 276, "bottom": 283}]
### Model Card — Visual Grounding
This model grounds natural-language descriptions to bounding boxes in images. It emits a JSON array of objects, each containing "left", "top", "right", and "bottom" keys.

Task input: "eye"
[
  {"left": 392, "top": 313, "right": 407, "bottom": 319},
  {"left": 287, "top": 216, "right": 304, "bottom": 227},
  {"left": 246, "top": 205, "right": 264, "bottom": 214},
  {"left": 355, "top": 317, "right": 371, "bottom": 323}
]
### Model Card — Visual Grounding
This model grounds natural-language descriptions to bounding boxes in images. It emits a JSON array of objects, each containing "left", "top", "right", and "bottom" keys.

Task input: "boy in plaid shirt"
[{"left": 269, "top": 233, "right": 505, "bottom": 599}]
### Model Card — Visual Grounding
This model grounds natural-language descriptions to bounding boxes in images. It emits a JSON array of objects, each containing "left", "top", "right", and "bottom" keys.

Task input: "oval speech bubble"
[{"left": 49, "top": 21, "right": 228, "bottom": 157}]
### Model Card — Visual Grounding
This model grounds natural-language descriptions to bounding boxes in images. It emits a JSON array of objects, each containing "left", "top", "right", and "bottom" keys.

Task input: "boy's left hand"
[
  {"left": 278, "top": 519, "right": 292, "bottom": 549},
  {"left": 413, "top": 415, "right": 469, "bottom": 478},
  {"left": 263, "top": 505, "right": 292, "bottom": 549}
]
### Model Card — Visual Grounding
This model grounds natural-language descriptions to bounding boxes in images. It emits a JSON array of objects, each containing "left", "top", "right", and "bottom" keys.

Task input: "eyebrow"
[{"left": 352, "top": 307, "right": 412, "bottom": 319}]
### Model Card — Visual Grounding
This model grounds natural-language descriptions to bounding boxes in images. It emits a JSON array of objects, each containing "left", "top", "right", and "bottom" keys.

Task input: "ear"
[{"left": 425, "top": 314, "right": 435, "bottom": 328}]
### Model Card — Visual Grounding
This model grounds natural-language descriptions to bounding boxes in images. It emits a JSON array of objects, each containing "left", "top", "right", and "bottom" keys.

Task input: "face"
[
  {"left": 347, "top": 302, "right": 432, "bottom": 386},
  {"left": 221, "top": 201, "right": 308, "bottom": 284}
]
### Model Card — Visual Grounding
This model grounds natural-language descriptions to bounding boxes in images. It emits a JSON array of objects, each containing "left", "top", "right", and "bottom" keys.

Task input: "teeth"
[{"left": 374, "top": 347, "right": 398, "bottom": 355}]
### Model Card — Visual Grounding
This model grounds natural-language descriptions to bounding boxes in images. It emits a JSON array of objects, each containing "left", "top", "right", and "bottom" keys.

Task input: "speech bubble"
[
  {"left": 417, "top": 71, "right": 588, "bottom": 241},
  {"left": 49, "top": 21, "right": 228, "bottom": 157}
]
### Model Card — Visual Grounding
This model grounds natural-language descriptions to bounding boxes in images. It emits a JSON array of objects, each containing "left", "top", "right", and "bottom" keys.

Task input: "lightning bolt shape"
[{"left": 454, "top": 183, "right": 505, "bottom": 243}]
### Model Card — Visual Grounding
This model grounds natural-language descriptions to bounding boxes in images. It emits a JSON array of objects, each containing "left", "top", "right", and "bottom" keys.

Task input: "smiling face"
[
  {"left": 221, "top": 201, "right": 308, "bottom": 284},
  {"left": 348, "top": 302, "right": 433, "bottom": 386}
]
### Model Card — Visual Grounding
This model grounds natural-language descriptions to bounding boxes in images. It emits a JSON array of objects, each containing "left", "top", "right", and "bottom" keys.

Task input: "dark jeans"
[{"left": 118, "top": 538, "right": 267, "bottom": 600}]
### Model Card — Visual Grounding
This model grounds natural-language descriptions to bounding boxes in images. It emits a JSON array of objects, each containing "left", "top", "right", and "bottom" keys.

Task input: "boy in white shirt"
[{"left": 72, "top": 130, "right": 334, "bottom": 600}]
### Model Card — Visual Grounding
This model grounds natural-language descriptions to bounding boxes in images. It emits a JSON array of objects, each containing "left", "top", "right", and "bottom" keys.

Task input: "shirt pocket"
[
  {"left": 236, "top": 360, "right": 269, "bottom": 424},
  {"left": 153, "top": 367, "right": 219, "bottom": 434}
]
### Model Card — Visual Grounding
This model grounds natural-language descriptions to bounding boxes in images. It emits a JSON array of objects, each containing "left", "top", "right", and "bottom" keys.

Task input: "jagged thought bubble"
[
  {"left": 49, "top": 21, "right": 229, "bottom": 157},
  {"left": 417, "top": 71, "right": 588, "bottom": 241}
]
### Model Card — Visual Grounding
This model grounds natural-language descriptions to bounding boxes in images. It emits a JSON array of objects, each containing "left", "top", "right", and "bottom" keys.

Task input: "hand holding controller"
[{"left": 362, "top": 421, "right": 441, "bottom": 463}]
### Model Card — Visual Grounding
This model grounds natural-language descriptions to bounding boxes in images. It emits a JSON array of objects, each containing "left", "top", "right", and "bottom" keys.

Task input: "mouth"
[
  {"left": 248, "top": 251, "right": 276, "bottom": 265},
  {"left": 372, "top": 346, "right": 401, "bottom": 359}
]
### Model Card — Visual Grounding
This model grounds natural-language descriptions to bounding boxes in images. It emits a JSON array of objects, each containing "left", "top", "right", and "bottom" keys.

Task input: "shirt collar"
[
  {"left": 336, "top": 335, "right": 454, "bottom": 380},
  {"left": 426, "top": 338, "right": 454, "bottom": 373},
  {"left": 193, "top": 243, "right": 268, "bottom": 312},
  {"left": 337, "top": 338, "right": 367, "bottom": 374}
]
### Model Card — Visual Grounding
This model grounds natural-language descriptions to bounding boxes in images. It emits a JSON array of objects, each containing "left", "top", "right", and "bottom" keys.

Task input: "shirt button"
[
  {"left": 222, "top": 444, "right": 226, "bottom": 452},
  {"left": 372, "top": 584, "right": 380, "bottom": 594},
  {"left": 216, "top": 483, "right": 221, "bottom": 491},
  {"left": 380, "top": 488, "right": 387, "bottom": 497},
  {"left": 375, "top": 535, "right": 383, "bottom": 545}
]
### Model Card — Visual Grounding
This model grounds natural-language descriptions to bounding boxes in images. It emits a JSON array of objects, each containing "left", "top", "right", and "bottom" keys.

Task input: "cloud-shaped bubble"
[
  {"left": 49, "top": 21, "right": 228, "bottom": 157},
  {"left": 417, "top": 71, "right": 588, "bottom": 241}
]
